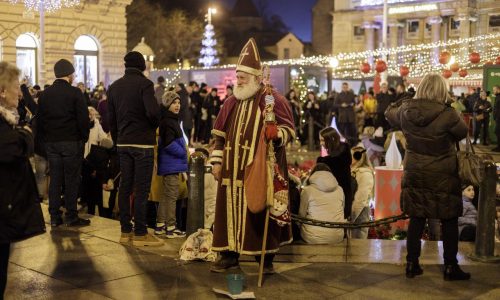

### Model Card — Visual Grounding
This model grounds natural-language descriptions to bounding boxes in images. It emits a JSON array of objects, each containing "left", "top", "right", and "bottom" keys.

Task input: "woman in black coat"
[
  {"left": 317, "top": 127, "right": 352, "bottom": 219},
  {"left": 385, "top": 73, "right": 469, "bottom": 281},
  {"left": 0, "top": 62, "right": 45, "bottom": 297}
]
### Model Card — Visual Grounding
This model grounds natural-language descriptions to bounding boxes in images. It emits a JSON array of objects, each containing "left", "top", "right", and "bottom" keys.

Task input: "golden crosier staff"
[{"left": 258, "top": 65, "right": 275, "bottom": 287}]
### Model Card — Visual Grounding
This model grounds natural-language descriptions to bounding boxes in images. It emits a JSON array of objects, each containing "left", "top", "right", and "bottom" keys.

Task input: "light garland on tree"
[
  {"left": 199, "top": 23, "right": 219, "bottom": 67},
  {"left": 153, "top": 60, "right": 183, "bottom": 88},
  {"left": 9, "top": 0, "right": 80, "bottom": 12}
]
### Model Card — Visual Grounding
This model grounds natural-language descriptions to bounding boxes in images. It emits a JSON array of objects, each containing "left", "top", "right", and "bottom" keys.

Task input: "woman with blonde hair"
[
  {"left": 350, "top": 146, "right": 374, "bottom": 239},
  {"left": 385, "top": 73, "right": 469, "bottom": 280},
  {"left": 0, "top": 62, "right": 45, "bottom": 297}
]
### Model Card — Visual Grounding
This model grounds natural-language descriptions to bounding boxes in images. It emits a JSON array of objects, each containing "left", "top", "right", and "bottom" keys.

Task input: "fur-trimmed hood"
[{"left": 0, "top": 104, "right": 18, "bottom": 126}]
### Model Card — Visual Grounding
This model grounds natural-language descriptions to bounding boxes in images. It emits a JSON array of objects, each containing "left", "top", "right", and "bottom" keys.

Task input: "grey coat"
[{"left": 385, "top": 98, "right": 468, "bottom": 219}]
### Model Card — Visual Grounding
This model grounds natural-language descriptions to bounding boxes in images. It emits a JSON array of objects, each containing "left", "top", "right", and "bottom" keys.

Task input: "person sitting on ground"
[
  {"left": 155, "top": 91, "right": 187, "bottom": 238},
  {"left": 317, "top": 127, "right": 353, "bottom": 219},
  {"left": 350, "top": 146, "right": 374, "bottom": 239},
  {"left": 458, "top": 185, "right": 477, "bottom": 242},
  {"left": 299, "top": 163, "right": 346, "bottom": 244}
]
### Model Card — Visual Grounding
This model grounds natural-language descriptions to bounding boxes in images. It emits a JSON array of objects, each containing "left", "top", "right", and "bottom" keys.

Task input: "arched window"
[
  {"left": 16, "top": 33, "right": 38, "bottom": 86},
  {"left": 74, "top": 35, "right": 98, "bottom": 88}
]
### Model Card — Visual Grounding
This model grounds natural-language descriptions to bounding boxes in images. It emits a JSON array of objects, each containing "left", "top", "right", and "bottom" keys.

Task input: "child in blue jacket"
[{"left": 155, "top": 91, "right": 188, "bottom": 238}]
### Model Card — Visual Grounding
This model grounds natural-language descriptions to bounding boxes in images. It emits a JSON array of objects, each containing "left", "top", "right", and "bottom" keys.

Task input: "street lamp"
[{"left": 207, "top": 7, "right": 217, "bottom": 25}]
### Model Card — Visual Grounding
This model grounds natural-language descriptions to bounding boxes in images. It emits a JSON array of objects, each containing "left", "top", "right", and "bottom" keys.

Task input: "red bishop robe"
[{"left": 210, "top": 87, "right": 295, "bottom": 255}]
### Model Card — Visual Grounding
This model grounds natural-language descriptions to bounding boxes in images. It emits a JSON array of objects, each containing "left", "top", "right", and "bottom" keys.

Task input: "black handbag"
[{"left": 457, "top": 135, "right": 483, "bottom": 186}]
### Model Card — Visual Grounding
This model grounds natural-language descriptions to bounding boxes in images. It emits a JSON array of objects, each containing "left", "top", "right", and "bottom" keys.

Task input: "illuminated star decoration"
[{"left": 9, "top": 0, "right": 80, "bottom": 13}]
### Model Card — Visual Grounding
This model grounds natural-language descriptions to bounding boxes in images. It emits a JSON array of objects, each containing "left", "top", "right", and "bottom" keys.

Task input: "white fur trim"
[{"left": 0, "top": 105, "right": 17, "bottom": 126}]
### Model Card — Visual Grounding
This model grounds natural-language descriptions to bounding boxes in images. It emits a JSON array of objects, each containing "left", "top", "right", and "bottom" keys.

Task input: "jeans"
[
  {"left": 117, "top": 146, "right": 154, "bottom": 236},
  {"left": 46, "top": 141, "right": 83, "bottom": 221},
  {"left": 157, "top": 174, "right": 179, "bottom": 227},
  {"left": 406, "top": 217, "right": 459, "bottom": 265},
  {"left": 474, "top": 118, "right": 489, "bottom": 144},
  {"left": 350, "top": 207, "right": 370, "bottom": 239},
  {"left": 34, "top": 154, "right": 48, "bottom": 200},
  {"left": 0, "top": 243, "right": 9, "bottom": 298}
]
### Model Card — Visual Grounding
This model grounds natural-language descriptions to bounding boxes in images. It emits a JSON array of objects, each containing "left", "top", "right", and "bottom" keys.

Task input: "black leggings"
[
  {"left": 0, "top": 243, "right": 10, "bottom": 298},
  {"left": 406, "top": 217, "right": 458, "bottom": 265}
]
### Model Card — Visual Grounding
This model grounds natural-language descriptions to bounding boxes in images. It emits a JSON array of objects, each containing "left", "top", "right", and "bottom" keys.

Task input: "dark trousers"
[
  {"left": 407, "top": 217, "right": 458, "bottom": 265},
  {"left": 117, "top": 146, "right": 154, "bottom": 235},
  {"left": 0, "top": 243, "right": 10, "bottom": 298},
  {"left": 337, "top": 122, "right": 358, "bottom": 146},
  {"left": 474, "top": 118, "right": 489, "bottom": 144},
  {"left": 375, "top": 113, "right": 390, "bottom": 132},
  {"left": 46, "top": 141, "right": 83, "bottom": 221}
]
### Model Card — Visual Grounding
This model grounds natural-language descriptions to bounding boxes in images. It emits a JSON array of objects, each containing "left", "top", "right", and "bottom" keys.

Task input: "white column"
[
  {"left": 388, "top": 21, "right": 403, "bottom": 64},
  {"left": 426, "top": 16, "right": 442, "bottom": 66},
  {"left": 456, "top": 13, "right": 471, "bottom": 60},
  {"left": 362, "top": 21, "right": 378, "bottom": 65}
]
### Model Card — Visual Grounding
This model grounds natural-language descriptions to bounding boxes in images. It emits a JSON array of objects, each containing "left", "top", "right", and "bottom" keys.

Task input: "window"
[
  {"left": 283, "top": 48, "right": 290, "bottom": 59},
  {"left": 353, "top": 25, "right": 365, "bottom": 41},
  {"left": 74, "top": 35, "right": 98, "bottom": 88},
  {"left": 424, "top": 22, "right": 432, "bottom": 38},
  {"left": 449, "top": 17, "right": 461, "bottom": 36},
  {"left": 489, "top": 15, "right": 500, "bottom": 32},
  {"left": 16, "top": 33, "right": 37, "bottom": 86},
  {"left": 407, "top": 20, "right": 420, "bottom": 38}
]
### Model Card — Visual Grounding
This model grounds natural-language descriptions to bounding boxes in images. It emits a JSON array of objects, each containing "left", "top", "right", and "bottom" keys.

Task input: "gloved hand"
[{"left": 264, "top": 122, "right": 278, "bottom": 141}]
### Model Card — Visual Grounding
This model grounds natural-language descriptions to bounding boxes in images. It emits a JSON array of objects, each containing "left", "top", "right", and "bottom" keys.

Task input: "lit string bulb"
[
  {"left": 195, "top": 33, "right": 499, "bottom": 81},
  {"left": 9, "top": 0, "right": 80, "bottom": 12}
]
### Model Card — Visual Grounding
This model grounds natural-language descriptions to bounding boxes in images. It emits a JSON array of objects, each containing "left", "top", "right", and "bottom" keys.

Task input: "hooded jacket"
[
  {"left": 385, "top": 98, "right": 468, "bottom": 219},
  {"left": 299, "top": 171, "right": 346, "bottom": 244}
]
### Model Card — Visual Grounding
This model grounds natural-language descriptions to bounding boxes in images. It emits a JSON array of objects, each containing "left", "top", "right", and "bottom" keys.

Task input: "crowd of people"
[{"left": 4, "top": 44, "right": 500, "bottom": 295}]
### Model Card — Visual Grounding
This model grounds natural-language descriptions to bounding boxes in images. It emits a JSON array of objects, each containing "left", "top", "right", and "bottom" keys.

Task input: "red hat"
[{"left": 236, "top": 38, "right": 262, "bottom": 76}]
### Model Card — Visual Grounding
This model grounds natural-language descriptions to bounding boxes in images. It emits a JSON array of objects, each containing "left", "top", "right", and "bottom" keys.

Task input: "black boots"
[
  {"left": 210, "top": 252, "right": 240, "bottom": 273},
  {"left": 443, "top": 264, "right": 471, "bottom": 281},
  {"left": 406, "top": 262, "right": 424, "bottom": 278}
]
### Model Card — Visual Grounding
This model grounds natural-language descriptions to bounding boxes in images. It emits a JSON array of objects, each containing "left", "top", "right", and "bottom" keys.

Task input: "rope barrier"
[{"left": 291, "top": 213, "right": 409, "bottom": 229}]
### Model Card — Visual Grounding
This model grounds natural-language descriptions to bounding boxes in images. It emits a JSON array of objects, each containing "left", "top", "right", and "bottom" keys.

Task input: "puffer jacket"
[
  {"left": 385, "top": 98, "right": 468, "bottom": 219},
  {"left": 157, "top": 111, "right": 188, "bottom": 175},
  {"left": 351, "top": 166, "right": 374, "bottom": 221},
  {"left": 299, "top": 171, "right": 346, "bottom": 244},
  {"left": 458, "top": 198, "right": 477, "bottom": 235}
]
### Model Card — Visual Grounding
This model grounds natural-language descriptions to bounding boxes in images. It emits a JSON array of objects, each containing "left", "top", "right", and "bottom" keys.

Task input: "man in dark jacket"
[
  {"left": 38, "top": 59, "right": 90, "bottom": 227},
  {"left": 492, "top": 85, "right": 500, "bottom": 151},
  {"left": 376, "top": 83, "right": 395, "bottom": 131},
  {"left": 107, "top": 51, "right": 163, "bottom": 247},
  {"left": 334, "top": 82, "right": 357, "bottom": 145}
]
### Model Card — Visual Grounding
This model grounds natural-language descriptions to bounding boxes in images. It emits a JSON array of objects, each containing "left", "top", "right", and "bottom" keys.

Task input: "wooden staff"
[{"left": 258, "top": 66, "right": 275, "bottom": 288}]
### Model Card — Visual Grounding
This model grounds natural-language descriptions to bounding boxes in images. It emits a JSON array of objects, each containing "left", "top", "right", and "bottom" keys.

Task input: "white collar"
[{"left": 0, "top": 104, "right": 18, "bottom": 126}]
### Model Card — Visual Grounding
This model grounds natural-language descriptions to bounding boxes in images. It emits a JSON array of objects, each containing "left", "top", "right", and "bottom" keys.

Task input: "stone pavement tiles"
[{"left": 5, "top": 211, "right": 500, "bottom": 299}]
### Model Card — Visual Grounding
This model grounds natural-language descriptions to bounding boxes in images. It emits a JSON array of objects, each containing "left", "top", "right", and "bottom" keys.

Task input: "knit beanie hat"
[
  {"left": 54, "top": 59, "right": 75, "bottom": 78},
  {"left": 124, "top": 51, "right": 146, "bottom": 71},
  {"left": 162, "top": 91, "right": 180, "bottom": 108}
]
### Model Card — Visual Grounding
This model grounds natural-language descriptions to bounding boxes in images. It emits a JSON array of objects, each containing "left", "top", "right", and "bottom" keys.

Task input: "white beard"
[{"left": 233, "top": 79, "right": 261, "bottom": 100}]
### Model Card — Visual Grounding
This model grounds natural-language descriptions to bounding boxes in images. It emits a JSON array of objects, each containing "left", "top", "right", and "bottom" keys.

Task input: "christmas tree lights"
[{"left": 198, "top": 23, "right": 219, "bottom": 67}]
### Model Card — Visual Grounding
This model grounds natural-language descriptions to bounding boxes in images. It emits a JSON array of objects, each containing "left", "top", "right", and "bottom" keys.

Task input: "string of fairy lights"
[
  {"left": 9, "top": 0, "right": 80, "bottom": 12},
  {"left": 179, "top": 32, "right": 500, "bottom": 82}
]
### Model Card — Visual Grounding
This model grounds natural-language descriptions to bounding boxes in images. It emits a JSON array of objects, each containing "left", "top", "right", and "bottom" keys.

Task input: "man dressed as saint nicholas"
[{"left": 209, "top": 38, "right": 295, "bottom": 273}]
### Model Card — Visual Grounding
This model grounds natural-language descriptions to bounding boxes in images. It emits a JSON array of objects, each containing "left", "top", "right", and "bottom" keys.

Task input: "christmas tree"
[{"left": 199, "top": 23, "right": 219, "bottom": 67}]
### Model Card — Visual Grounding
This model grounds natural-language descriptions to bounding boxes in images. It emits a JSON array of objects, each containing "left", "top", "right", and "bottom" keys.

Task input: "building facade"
[
  {"left": 330, "top": 0, "right": 500, "bottom": 56},
  {"left": 0, "top": 0, "right": 132, "bottom": 87}
]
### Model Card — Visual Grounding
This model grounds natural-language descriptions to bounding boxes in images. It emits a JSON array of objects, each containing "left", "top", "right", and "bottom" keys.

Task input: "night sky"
[{"left": 220, "top": 0, "right": 317, "bottom": 42}]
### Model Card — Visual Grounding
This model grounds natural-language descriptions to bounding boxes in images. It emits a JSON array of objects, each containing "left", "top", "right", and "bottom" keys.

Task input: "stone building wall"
[{"left": 0, "top": 0, "right": 132, "bottom": 86}]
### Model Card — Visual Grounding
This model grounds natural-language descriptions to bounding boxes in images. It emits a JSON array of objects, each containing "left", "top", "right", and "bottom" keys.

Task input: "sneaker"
[
  {"left": 165, "top": 226, "right": 186, "bottom": 239},
  {"left": 154, "top": 223, "right": 166, "bottom": 235},
  {"left": 66, "top": 217, "right": 91, "bottom": 227},
  {"left": 119, "top": 232, "right": 133, "bottom": 244},
  {"left": 132, "top": 233, "right": 164, "bottom": 247},
  {"left": 210, "top": 256, "right": 240, "bottom": 273}
]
